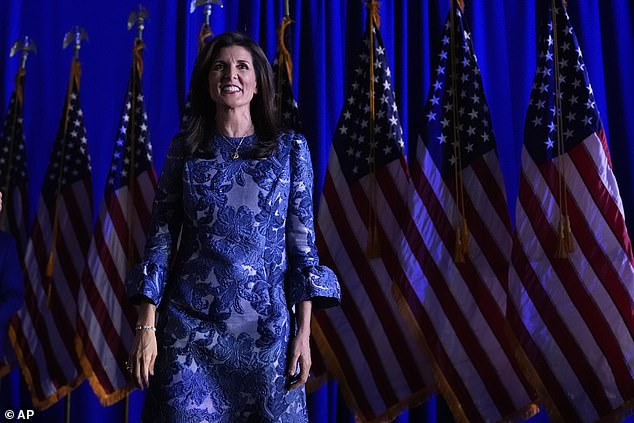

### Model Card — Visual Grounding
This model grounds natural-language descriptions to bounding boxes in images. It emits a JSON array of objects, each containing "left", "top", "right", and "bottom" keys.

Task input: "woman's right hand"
[{"left": 128, "top": 302, "right": 157, "bottom": 389}]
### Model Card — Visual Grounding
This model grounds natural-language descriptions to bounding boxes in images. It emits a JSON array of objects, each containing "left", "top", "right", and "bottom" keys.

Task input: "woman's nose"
[{"left": 223, "top": 66, "right": 237, "bottom": 80}]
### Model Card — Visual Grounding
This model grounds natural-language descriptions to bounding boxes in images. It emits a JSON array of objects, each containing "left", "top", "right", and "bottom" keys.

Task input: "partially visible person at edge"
[
  {"left": 126, "top": 32, "right": 341, "bottom": 422},
  {"left": 0, "top": 192, "right": 24, "bottom": 388}
]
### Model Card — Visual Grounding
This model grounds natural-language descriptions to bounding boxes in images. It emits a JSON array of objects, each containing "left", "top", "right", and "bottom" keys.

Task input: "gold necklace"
[{"left": 220, "top": 125, "right": 253, "bottom": 159}]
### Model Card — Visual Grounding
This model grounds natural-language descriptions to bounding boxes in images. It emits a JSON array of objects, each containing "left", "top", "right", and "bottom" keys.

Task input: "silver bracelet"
[{"left": 135, "top": 325, "right": 156, "bottom": 331}]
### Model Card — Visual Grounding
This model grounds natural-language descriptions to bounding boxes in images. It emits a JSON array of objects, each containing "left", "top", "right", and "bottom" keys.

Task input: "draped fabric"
[{"left": 0, "top": 0, "right": 633, "bottom": 422}]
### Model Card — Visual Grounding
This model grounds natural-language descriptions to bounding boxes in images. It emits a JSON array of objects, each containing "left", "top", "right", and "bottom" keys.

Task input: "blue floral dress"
[{"left": 127, "top": 131, "right": 340, "bottom": 422}]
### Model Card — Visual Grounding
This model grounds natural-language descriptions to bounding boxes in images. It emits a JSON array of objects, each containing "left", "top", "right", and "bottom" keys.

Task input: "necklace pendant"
[{"left": 232, "top": 151, "right": 239, "bottom": 160}]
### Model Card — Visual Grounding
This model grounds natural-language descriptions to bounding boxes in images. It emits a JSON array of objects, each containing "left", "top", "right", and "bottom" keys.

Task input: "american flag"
[
  {"left": 0, "top": 69, "right": 29, "bottom": 254},
  {"left": 9, "top": 58, "right": 92, "bottom": 408},
  {"left": 76, "top": 42, "right": 157, "bottom": 405},
  {"left": 0, "top": 68, "right": 29, "bottom": 378},
  {"left": 313, "top": 11, "right": 432, "bottom": 422},
  {"left": 407, "top": 8, "right": 539, "bottom": 422},
  {"left": 508, "top": 1, "right": 634, "bottom": 422}
]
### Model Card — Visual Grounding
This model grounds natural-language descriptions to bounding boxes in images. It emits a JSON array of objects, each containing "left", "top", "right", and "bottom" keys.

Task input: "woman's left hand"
[
  {"left": 287, "top": 329, "right": 311, "bottom": 390},
  {"left": 287, "top": 300, "right": 313, "bottom": 390}
]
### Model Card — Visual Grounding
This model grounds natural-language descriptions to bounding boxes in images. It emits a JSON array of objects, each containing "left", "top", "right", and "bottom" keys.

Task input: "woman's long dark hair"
[{"left": 184, "top": 32, "right": 279, "bottom": 158}]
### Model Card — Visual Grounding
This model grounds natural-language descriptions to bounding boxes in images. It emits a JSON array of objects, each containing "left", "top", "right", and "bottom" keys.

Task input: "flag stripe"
[
  {"left": 80, "top": 257, "right": 130, "bottom": 389},
  {"left": 568, "top": 136, "right": 634, "bottom": 262},
  {"left": 105, "top": 189, "right": 134, "bottom": 265},
  {"left": 531, "top": 160, "right": 634, "bottom": 399},
  {"left": 95, "top": 209, "right": 135, "bottom": 323},
  {"left": 510, "top": 240, "right": 604, "bottom": 420},
  {"left": 313, "top": 311, "right": 375, "bottom": 416},
  {"left": 8, "top": 186, "right": 28, "bottom": 253},
  {"left": 379, "top": 213, "right": 484, "bottom": 421},
  {"left": 516, "top": 173, "right": 615, "bottom": 414},
  {"left": 77, "top": 194, "right": 146, "bottom": 401},
  {"left": 29, "top": 219, "right": 81, "bottom": 377},
  {"left": 434, "top": 161, "right": 536, "bottom": 397},
  {"left": 505, "top": 282, "right": 581, "bottom": 421},
  {"left": 365, "top": 167, "right": 508, "bottom": 400},
  {"left": 9, "top": 317, "right": 48, "bottom": 400},
  {"left": 322, "top": 174, "right": 411, "bottom": 401},
  {"left": 77, "top": 313, "right": 116, "bottom": 394},
  {"left": 84, "top": 241, "right": 130, "bottom": 357},
  {"left": 516, "top": 179, "right": 624, "bottom": 406},
  {"left": 411, "top": 152, "right": 524, "bottom": 405},
  {"left": 326, "top": 160, "right": 429, "bottom": 392},
  {"left": 13, "top": 283, "right": 58, "bottom": 399},
  {"left": 379, "top": 166, "right": 516, "bottom": 417},
  {"left": 594, "top": 129, "right": 626, "bottom": 217},
  {"left": 65, "top": 181, "right": 92, "bottom": 251},
  {"left": 470, "top": 156, "right": 513, "bottom": 234},
  {"left": 19, "top": 270, "right": 74, "bottom": 397},
  {"left": 362, "top": 195, "right": 493, "bottom": 420},
  {"left": 560, "top": 144, "right": 634, "bottom": 336},
  {"left": 133, "top": 171, "right": 155, "bottom": 232},
  {"left": 529, "top": 150, "right": 634, "bottom": 366},
  {"left": 315, "top": 211, "right": 393, "bottom": 413}
]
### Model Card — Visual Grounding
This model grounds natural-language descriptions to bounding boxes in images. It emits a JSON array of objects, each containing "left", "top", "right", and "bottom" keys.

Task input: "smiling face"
[{"left": 208, "top": 45, "right": 258, "bottom": 112}]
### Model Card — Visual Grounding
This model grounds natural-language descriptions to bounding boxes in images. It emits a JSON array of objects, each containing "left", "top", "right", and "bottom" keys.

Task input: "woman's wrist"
[
  {"left": 136, "top": 302, "right": 157, "bottom": 327},
  {"left": 295, "top": 300, "right": 312, "bottom": 336}
]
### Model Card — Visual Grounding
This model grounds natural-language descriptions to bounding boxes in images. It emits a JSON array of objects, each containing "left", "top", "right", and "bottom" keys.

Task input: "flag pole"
[
  {"left": 365, "top": 0, "right": 381, "bottom": 258},
  {"left": 56, "top": 28, "right": 87, "bottom": 423},
  {"left": 275, "top": 3, "right": 294, "bottom": 123},
  {"left": 45, "top": 27, "right": 87, "bottom": 308},
  {"left": 551, "top": 0, "right": 574, "bottom": 258},
  {"left": 126, "top": 5, "right": 147, "bottom": 271},
  {"left": 1, "top": 37, "right": 34, "bottom": 230},
  {"left": 123, "top": 7, "right": 148, "bottom": 422},
  {"left": 448, "top": 0, "right": 469, "bottom": 263}
]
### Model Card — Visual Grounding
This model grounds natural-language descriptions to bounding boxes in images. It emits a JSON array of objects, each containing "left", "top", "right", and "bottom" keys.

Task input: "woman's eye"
[
  {"left": 238, "top": 63, "right": 249, "bottom": 70},
  {"left": 213, "top": 63, "right": 224, "bottom": 71}
]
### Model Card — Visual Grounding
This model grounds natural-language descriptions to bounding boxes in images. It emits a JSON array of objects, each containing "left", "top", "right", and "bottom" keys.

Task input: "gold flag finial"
[
  {"left": 128, "top": 4, "right": 149, "bottom": 42},
  {"left": 63, "top": 26, "right": 89, "bottom": 60},
  {"left": 10, "top": 35, "right": 37, "bottom": 71},
  {"left": 190, "top": 0, "right": 223, "bottom": 49},
  {"left": 9, "top": 36, "right": 35, "bottom": 104}
]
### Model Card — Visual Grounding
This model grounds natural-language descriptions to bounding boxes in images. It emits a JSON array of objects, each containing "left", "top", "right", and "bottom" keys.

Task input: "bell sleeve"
[
  {"left": 285, "top": 134, "right": 341, "bottom": 309},
  {"left": 127, "top": 135, "right": 185, "bottom": 306}
]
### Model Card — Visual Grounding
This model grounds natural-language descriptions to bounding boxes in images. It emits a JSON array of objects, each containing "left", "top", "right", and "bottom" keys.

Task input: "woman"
[{"left": 127, "top": 32, "right": 340, "bottom": 422}]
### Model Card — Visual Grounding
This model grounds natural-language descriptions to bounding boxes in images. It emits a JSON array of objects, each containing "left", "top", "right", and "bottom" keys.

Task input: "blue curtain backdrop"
[{"left": 1, "top": 0, "right": 633, "bottom": 421}]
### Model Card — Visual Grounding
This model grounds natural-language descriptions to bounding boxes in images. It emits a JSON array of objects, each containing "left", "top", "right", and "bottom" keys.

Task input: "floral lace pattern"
[{"left": 128, "top": 131, "right": 340, "bottom": 422}]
